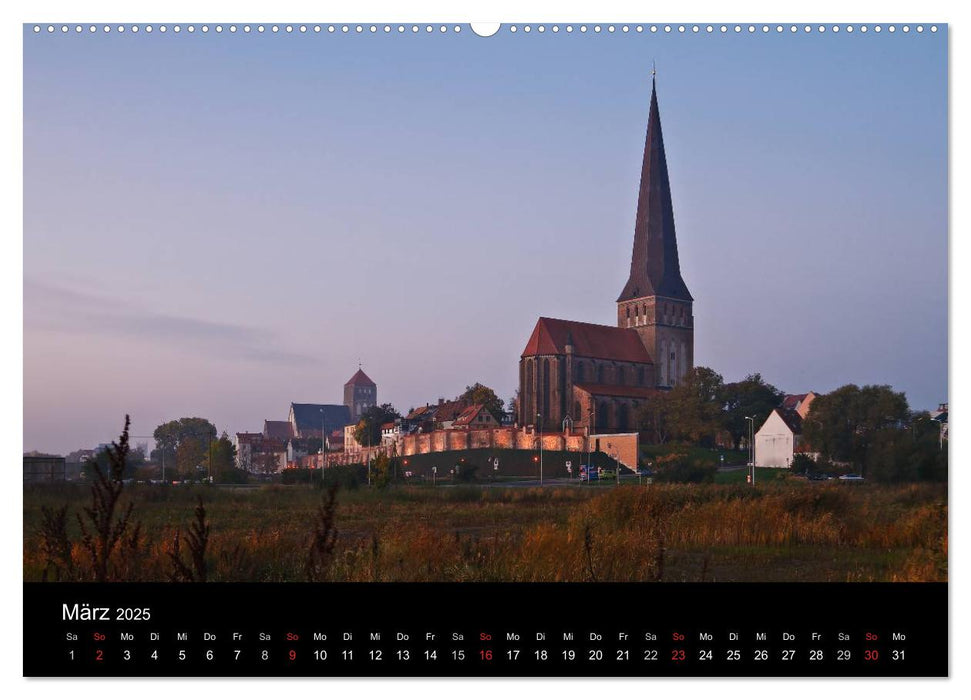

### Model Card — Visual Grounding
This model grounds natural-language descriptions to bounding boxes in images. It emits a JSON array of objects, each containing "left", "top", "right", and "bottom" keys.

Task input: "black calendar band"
[{"left": 24, "top": 582, "right": 947, "bottom": 677}]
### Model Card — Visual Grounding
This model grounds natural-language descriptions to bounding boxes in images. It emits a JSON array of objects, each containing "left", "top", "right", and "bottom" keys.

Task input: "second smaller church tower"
[{"left": 344, "top": 368, "right": 377, "bottom": 422}]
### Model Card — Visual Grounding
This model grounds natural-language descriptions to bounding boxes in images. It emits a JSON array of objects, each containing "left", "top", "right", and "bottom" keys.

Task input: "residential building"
[
  {"left": 452, "top": 404, "right": 500, "bottom": 430},
  {"left": 380, "top": 421, "right": 401, "bottom": 445},
  {"left": 782, "top": 392, "right": 818, "bottom": 420},
  {"left": 325, "top": 429, "right": 345, "bottom": 452},
  {"left": 344, "top": 423, "right": 362, "bottom": 454},
  {"left": 24, "top": 453, "right": 66, "bottom": 483},
  {"left": 432, "top": 399, "right": 472, "bottom": 430},
  {"left": 754, "top": 409, "right": 805, "bottom": 468},
  {"left": 930, "top": 402, "right": 948, "bottom": 444},
  {"left": 234, "top": 432, "right": 264, "bottom": 471},
  {"left": 263, "top": 420, "right": 293, "bottom": 442}
]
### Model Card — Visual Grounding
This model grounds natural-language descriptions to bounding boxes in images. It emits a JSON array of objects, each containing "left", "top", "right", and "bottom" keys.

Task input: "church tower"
[
  {"left": 344, "top": 367, "right": 376, "bottom": 422},
  {"left": 617, "top": 75, "right": 694, "bottom": 388}
]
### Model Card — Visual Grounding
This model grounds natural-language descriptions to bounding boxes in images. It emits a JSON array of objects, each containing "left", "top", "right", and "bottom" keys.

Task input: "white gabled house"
[{"left": 754, "top": 408, "right": 805, "bottom": 468}]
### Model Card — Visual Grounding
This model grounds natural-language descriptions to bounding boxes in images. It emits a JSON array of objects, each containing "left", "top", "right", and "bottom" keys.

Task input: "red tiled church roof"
[
  {"left": 521, "top": 317, "right": 653, "bottom": 364},
  {"left": 345, "top": 368, "right": 376, "bottom": 387},
  {"left": 574, "top": 383, "right": 661, "bottom": 399}
]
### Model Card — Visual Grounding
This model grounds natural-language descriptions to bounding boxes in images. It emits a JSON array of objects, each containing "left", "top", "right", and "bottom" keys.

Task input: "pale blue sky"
[{"left": 23, "top": 25, "right": 947, "bottom": 454}]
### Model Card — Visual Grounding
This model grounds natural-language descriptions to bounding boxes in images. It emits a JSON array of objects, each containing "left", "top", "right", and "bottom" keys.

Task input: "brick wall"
[{"left": 391, "top": 426, "right": 639, "bottom": 469}]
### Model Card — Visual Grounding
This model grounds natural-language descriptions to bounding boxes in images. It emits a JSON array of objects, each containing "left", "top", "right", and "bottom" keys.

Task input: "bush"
[
  {"left": 790, "top": 453, "right": 816, "bottom": 475},
  {"left": 454, "top": 463, "right": 478, "bottom": 483},
  {"left": 217, "top": 468, "right": 250, "bottom": 484},
  {"left": 321, "top": 465, "right": 366, "bottom": 490},
  {"left": 280, "top": 468, "right": 313, "bottom": 485},
  {"left": 653, "top": 458, "right": 716, "bottom": 484}
]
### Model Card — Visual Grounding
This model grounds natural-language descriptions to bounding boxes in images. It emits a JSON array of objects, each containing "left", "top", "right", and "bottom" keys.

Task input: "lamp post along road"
[
  {"left": 745, "top": 416, "right": 756, "bottom": 486},
  {"left": 586, "top": 408, "right": 594, "bottom": 483},
  {"left": 537, "top": 413, "right": 543, "bottom": 486},
  {"left": 206, "top": 428, "right": 214, "bottom": 484}
]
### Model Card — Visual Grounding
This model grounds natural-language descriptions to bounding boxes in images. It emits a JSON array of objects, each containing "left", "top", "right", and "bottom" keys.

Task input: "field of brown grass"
[{"left": 23, "top": 481, "right": 947, "bottom": 583}]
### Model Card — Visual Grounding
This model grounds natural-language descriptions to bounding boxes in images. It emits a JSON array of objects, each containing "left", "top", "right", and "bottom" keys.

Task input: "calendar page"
[{"left": 22, "top": 16, "right": 948, "bottom": 679}]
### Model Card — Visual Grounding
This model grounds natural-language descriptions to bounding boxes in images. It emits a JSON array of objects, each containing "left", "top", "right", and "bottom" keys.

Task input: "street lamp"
[
  {"left": 204, "top": 428, "right": 214, "bottom": 484},
  {"left": 744, "top": 416, "right": 756, "bottom": 486},
  {"left": 608, "top": 443, "right": 619, "bottom": 487},
  {"left": 586, "top": 408, "right": 594, "bottom": 483},
  {"left": 537, "top": 413, "right": 543, "bottom": 486}
]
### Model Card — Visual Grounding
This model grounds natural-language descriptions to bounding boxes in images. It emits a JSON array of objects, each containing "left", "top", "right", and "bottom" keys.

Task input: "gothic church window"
[
  {"left": 542, "top": 359, "right": 551, "bottom": 421},
  {"left": 659, "top": 340, "right": 666, "bottom": 385}
]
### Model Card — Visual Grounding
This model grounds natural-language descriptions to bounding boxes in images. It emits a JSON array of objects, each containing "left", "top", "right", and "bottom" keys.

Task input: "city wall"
[{"left": 322, "top": 427, "right": 639, "bottom": 470}]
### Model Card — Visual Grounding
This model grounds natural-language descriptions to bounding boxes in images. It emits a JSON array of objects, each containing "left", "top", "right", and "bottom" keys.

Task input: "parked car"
[
  {"left": 579, "top": 465, "right": 598, "bottom": 481},
  {"left": 807, "top": 473, "right": 832, "bottom": 481},
  {"left": 636, "top": 467, "right": 653, "bottom": 477},
  {"left": 838, "top": 474, "right": 865, "bottom": 482},
  {"left": 600, "top": 469, "right": 616, "bottom": 480}
]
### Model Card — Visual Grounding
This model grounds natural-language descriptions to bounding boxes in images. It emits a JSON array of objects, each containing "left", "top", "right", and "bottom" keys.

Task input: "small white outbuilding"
[{"left": 754, "top": 408, "right": 804, "bottom": 468}]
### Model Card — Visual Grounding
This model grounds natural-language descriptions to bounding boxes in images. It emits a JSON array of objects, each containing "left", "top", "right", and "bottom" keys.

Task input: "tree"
[
  {"left": 257, "top": 448, "right": 282, "bottom": 475},
  {"left": 353, "top": 403, "right": 401, "bottom": 448},
  {"left": 371, "top": 453, "right": 393, "bottom": 488},
  {"left": 637, "top": 391, "right": 674, "bottom": 445},
  {"left": 719, "top": 373, "right": 785, "bottom": 450},
  {"left": 789, "top": 453, "right": 816, "bottom": 476},
  {"left": 861, "top": 411, "right": 947, "bottom": 484},
  {"left": 453, "top": 462, "right": 478, "bottom": 483},
  {"left": 802, "top": 384, "right": 910, "bottom": 477},
  {"left": 83, "top": 442, "right": 144, "bottom": 481},
  {"left": 460, "top": 383, "right": 505, "bottom": 422},
  {"left": 209, "top": 432, "right": 240, "bottom": 482},
  {"left": 665, "top": 366, "right": 724, "bottom": 446},
  {"left": 153, "top": 417, "right": 217, "bottom": 476},
  {"left": 176, "top": 438, "right": 207, "bottom": 480},
  {"left": 909, "top": 411, "right": 948, "bottom": 482}
]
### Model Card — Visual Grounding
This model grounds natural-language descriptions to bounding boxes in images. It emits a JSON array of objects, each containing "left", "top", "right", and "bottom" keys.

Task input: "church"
[{"left": 519, "top": 76, "right": 694, "bottom": 433}]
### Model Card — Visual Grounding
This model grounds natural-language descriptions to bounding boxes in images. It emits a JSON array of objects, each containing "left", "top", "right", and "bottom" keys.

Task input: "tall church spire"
[{"left": 617, "top": 75, "right": 692, "bottom": 302}]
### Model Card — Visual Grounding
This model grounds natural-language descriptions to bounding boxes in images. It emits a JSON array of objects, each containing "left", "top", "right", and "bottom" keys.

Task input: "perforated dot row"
[
  {"left": 31, "top": 23, "right": 940, "bottom": 35},
  {"left": 31, "top": 24, "right": 466, "bottom": 34},
  {"left": 506, "top": 24, "right": 937, "bottom": 34}
]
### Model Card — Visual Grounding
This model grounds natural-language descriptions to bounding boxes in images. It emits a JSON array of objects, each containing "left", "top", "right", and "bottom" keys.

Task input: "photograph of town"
[{"left": 23, "top": 24, "right": 947, "bottom": 584}]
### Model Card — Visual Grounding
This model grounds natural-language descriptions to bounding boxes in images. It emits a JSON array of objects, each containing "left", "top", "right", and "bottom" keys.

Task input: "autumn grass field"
[{"left": 23, "top": 480, "right": 947, "bottom": 583}]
